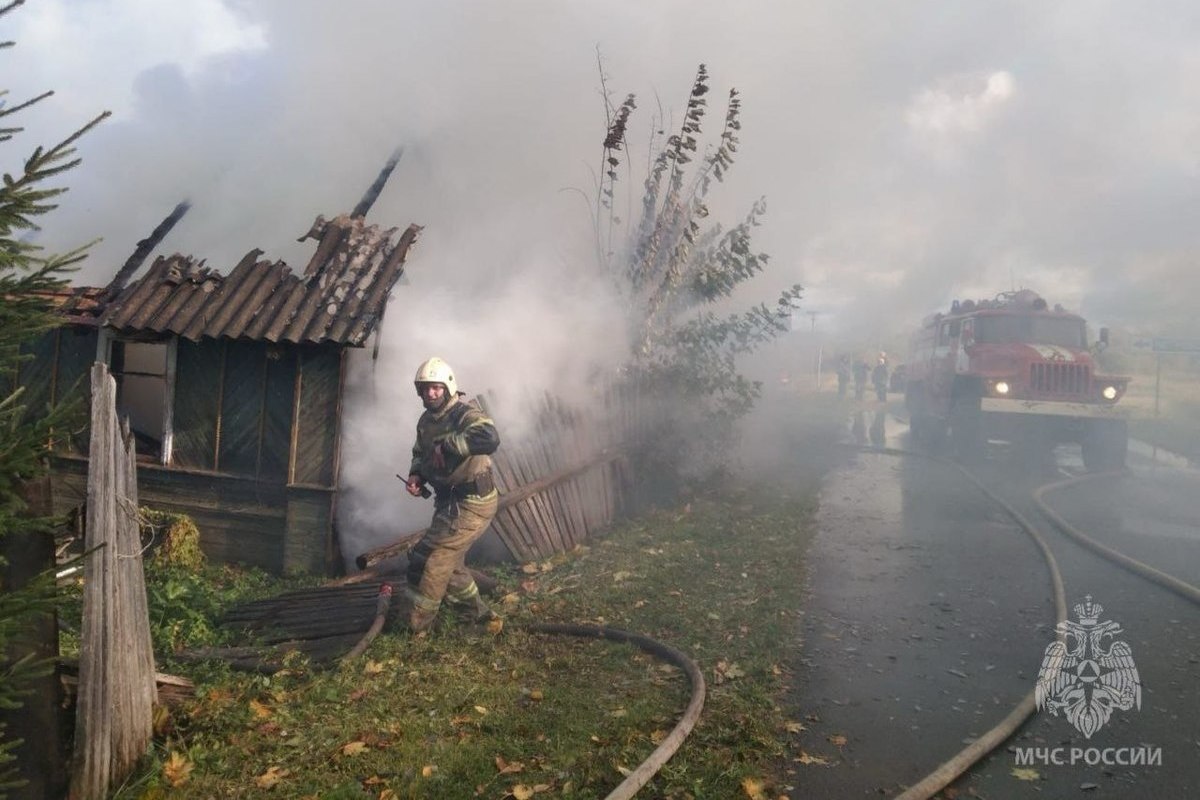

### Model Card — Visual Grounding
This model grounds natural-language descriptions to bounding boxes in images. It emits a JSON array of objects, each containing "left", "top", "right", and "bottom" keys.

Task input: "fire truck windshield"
[{"left": 974, "top": 314, "right": 1085, "bottom": 348}]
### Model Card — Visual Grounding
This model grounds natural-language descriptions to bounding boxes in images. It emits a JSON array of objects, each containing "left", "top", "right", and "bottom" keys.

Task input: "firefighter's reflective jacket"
[{"left": 409, "top": 394, "right": 500, "bottom": 494}]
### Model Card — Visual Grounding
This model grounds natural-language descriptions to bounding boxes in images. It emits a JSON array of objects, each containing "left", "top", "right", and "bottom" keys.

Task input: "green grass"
[{"left": 114, "top": 400, "right": 842, "bottom": 800}]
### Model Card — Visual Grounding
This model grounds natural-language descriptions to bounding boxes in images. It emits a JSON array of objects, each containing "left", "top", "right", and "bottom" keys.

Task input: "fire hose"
[
  {"left": 341, "top": 587, "right": 706, "bottom": 800},
  {"left": 855, "top": 443, "right": 1200, "bottom": 799}
]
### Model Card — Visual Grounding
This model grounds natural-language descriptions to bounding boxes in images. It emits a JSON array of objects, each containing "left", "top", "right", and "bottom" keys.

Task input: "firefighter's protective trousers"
[{"left": 406, "top": 489, "right": 499, "bottom": 622}]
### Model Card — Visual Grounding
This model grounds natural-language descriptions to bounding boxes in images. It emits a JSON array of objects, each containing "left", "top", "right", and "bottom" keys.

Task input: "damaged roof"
[{"left": 100, "top": 214, "right": 421, "bottom": 347}]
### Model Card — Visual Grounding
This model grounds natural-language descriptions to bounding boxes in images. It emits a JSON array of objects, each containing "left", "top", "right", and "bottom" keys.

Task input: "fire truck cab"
[{"left": 904, "top": 289, "right": 1129, "bottom": 471}]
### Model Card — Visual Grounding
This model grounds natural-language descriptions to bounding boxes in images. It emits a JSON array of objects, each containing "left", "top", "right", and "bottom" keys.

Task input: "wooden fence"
[
  {"left": 357, "top": 387, "right": 634, "bottom": 569},
  {"left": 70, "top": 363, "right": 156, "bottom": 800}
]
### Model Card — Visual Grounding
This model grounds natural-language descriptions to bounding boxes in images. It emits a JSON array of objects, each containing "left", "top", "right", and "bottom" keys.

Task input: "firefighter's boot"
[
  {"left": 406, "top": 588, "right": 441, "bottom": 634},
  {"left": 446, "top": 583, "right": 499, "bottom": 624}
]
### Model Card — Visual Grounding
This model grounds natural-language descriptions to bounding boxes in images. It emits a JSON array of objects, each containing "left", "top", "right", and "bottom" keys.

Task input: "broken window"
[{"left": 111, "top": 338, "right": 175, "bottom": 463}]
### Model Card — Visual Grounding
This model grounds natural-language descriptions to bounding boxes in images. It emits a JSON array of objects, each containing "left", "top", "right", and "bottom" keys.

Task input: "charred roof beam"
[
  {"left": 351, "top": 146, "right": 404, "bottom": 220},
  {"left": 103, "top": 201, "right": 191, "bottom": 299}
]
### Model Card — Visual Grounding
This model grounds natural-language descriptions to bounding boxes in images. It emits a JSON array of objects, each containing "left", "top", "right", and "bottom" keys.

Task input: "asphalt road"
[{"left": 784, "top": 408, "right": 1200, "bottom": 799}]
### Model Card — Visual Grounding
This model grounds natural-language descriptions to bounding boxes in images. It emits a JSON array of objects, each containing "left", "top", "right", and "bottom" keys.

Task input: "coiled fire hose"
[{"left": 341, "top": 586, "right": 706, "bottom": 800}]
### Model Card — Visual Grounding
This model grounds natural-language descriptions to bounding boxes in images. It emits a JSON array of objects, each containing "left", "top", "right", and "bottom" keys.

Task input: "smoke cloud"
[{"left": 10, "top": 1, "right": 1200, "bottom": 552}]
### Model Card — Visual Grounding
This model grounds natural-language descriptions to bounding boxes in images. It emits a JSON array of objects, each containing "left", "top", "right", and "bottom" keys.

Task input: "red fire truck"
[{"left": 904, "top": 289, "right": 1129, "bottom": 470}]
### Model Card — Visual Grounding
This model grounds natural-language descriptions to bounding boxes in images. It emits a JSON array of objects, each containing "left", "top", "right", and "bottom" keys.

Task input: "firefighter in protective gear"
[
  {"left": 872, "top": 357, "right": 889, "bottom": 402},
  {"left": 404, "top": 357, "right": 501, "bottom": 633}
]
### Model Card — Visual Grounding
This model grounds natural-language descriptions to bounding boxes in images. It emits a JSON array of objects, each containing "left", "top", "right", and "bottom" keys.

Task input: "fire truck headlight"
[
  {"left": 1102, "top": 385, "right": 1118, "bottom": 400},
  {"left": 994, "top": 381, "right": 1010, "bottom": 396}
]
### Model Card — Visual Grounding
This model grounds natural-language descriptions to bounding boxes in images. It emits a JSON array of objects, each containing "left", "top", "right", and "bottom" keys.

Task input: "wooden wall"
[{"left": 36, "top": 329, "right": 346, "bottom": 576}]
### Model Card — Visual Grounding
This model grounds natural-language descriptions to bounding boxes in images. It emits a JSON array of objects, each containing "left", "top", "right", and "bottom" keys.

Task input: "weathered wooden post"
[{"left": 70, "top": 363, "right": 156, "bottom": 800}]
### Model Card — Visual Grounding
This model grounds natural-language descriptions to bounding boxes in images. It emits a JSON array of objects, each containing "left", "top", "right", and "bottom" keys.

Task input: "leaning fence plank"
[
  {"left": 548, "top": 395, "right": 589, "bottom": 543},
  {"left": 558, "top": 398, "right": 597, "bottom": 537},
  {"left": 478, "top": 394, "right": 544, "bottom": 559},
  {"left": 527, "top": 397, "right": 576, "bottom": 547},
  {"left": 71, "top": 363, "right": 155, "bottom": 800}
]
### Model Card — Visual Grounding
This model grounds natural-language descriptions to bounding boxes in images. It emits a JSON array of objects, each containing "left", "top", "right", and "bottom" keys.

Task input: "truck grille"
[{"left": 1030, "top": 363, "right": 1090, "bottom": 395}]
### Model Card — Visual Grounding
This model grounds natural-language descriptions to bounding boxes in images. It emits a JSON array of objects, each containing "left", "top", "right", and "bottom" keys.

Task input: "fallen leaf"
[
  {"left": 474, "top": 705, "right": 489, "bottom": 715},
  {"left": 1011, "top": 767, "right": 1040, "bottom": 781},
  {"left": 255, "top": 766, "right": 288, "bottom": 789},
  {"left": 615, "top": 765, "right": 633, "bottom": 776},
  {"left": 829, "top": 734, "right": 848, "bottom": 747},
  {"left": 501, "top": 592, "right": 520, "bottom": 606},
  {"left": 794, "top": 751, "right": 830, "bottom": 766},
  {"left": 487, "top": 618, "right": 505, "bottom": 635},
  {"left": 162, "top": 751, "right": 193, "bottom": 787},
  {"left": 496, "top": 756, "right": 525, "bottom": 774},
  {"left": 511, "top": 784, "right": 535, "bottom": 800},
  {"left": 379, "top": 790, "right": 398, "bottom": 800},
  {"left": 784, "top": 721, "right": 806, "bottom": 734},
  {"left": 612, "top": 571, "right": 632, "bottom": 582},
  {"left": 529, "top": 689, "right": 544, "bottom": 701},
  {"left": 714, "top": 661, "right": 746, "bottom": 683},
  {"left": 348, "top": 688, "right": 370, "bottom": 702},
  {"left": 520, "top": 563, "right": 540, "bottom": 574},
  {"left": 421, "top": 764, "right": 437, "bottom": 778},
  {"left": 650, "top": 729, "right": 669, "bottom": 744},
  {"left": 151, "top": 704, "right": 173, "bottom": 737},
  {"left": 341, "top": 741, "right": 368, "bottom": 757},
  {"left": 249, "top": 699, "right": 272, "bottom": 719},
  {"left": 741, "top": 776, "right": 769, "bottom": 800},
  {"left": 363, "top": 660, "right": 385, "bottom": 675}
]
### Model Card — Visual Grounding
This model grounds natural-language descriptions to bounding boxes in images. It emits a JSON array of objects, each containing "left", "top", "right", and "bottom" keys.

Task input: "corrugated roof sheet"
[
  {"left": 100, "top": 214, "right": 421, "bottom": 346},
  {"left": 33, "top": 286, "right": 108, "bottom": 325}
]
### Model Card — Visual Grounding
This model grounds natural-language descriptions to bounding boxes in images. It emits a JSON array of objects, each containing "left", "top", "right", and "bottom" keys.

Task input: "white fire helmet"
[{"left": 413, "top": 356, "right": 458, "bottom": 397}]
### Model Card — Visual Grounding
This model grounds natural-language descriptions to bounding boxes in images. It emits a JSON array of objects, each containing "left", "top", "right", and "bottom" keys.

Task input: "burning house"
[{"left": 14, "top": 160, "right": 420, "bottom": 576}]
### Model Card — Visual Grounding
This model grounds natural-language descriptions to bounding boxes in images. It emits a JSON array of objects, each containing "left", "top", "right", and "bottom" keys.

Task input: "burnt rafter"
[
  {"left": 102, "top": 200, "right": 191, "bottom": 299},
  {"left": 352, "top": 146, "right": 404, "bottom": 220}
]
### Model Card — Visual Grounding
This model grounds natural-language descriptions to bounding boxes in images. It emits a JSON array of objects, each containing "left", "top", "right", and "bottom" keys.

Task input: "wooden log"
[
  {"left": 59, "top": 662, "right": 195, "bottom": 709},
  {"left": 353, "top": 528, "right": 425, "bottom": 570}
]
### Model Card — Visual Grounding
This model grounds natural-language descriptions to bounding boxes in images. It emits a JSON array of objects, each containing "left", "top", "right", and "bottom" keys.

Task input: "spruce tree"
[{"left": 1, "top": 2, "right": 107, "bottom": 793}]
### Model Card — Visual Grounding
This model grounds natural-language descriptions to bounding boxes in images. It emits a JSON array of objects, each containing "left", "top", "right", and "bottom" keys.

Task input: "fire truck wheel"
[
  {"left": 950, "top": 400, "right": 984, "bottom": 463},
  {"left": 1082, "top": 419, "right": 1128, "bottom": 472}
]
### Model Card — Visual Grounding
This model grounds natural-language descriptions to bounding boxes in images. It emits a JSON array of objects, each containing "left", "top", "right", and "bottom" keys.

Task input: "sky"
[{"left": 8, "top": 0, "right": 1200, "bottom": 549}]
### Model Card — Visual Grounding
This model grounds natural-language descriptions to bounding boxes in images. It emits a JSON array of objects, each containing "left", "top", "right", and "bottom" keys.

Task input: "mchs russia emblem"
[{"left": 1036, "top": 596, "right": 1142, "bottom": 738}]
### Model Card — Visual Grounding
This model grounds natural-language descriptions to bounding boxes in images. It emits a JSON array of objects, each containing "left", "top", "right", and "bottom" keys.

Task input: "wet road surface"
[{"left": 786, "top": 408, "right": 1200, "bottom": 799}]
